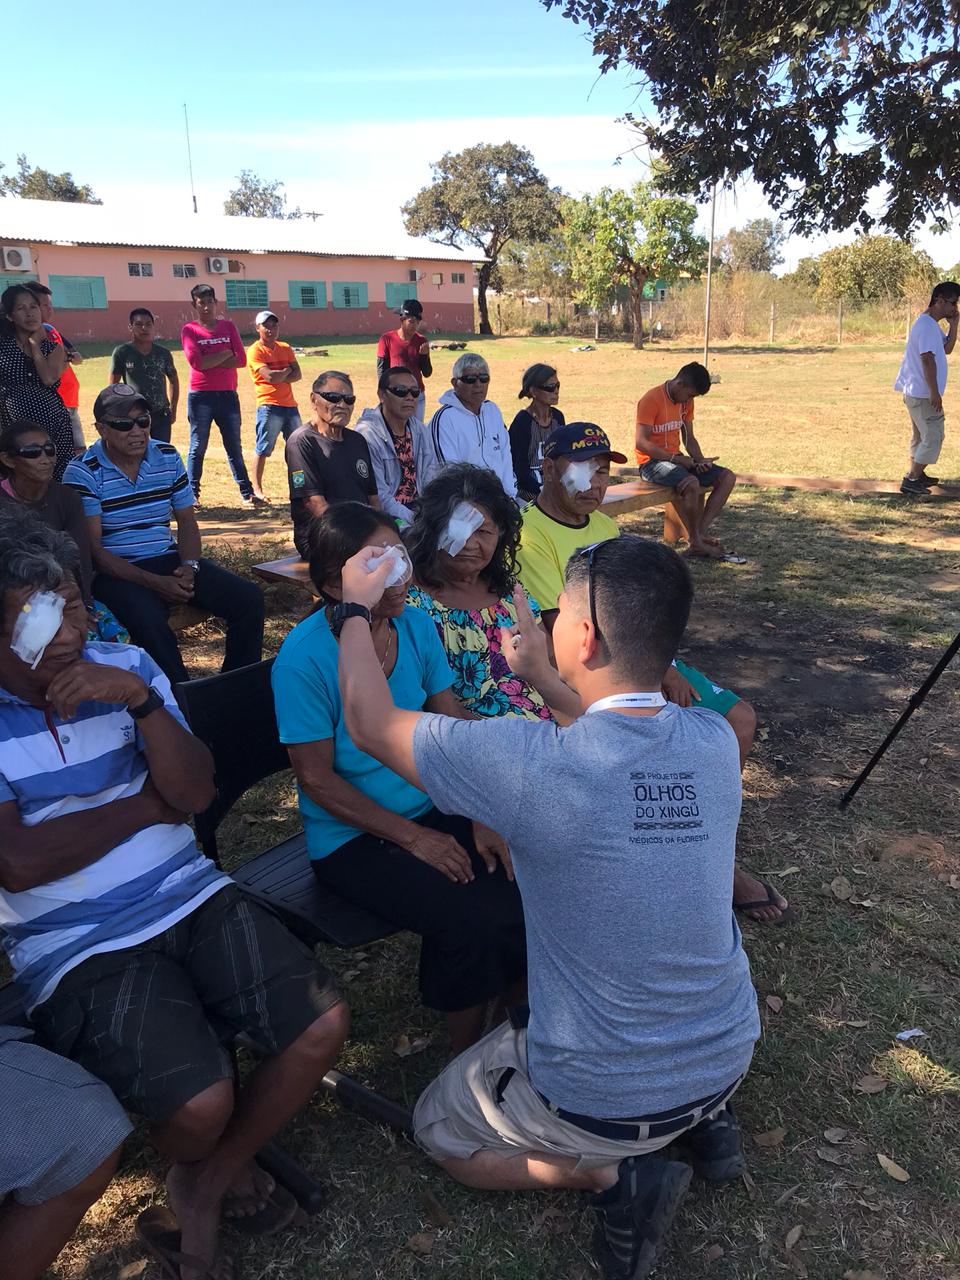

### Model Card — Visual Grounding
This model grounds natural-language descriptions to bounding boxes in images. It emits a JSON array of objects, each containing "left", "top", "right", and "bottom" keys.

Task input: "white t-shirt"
[{"left": 895, "top": 313, "right": 948, "bottom": 398}]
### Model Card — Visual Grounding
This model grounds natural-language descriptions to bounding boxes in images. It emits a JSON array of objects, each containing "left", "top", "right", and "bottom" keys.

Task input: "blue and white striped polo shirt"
[
  {"left": 64, "top": 439, "right": 194, "bottom": 562},
  {"left": 0, "top": 643, "right": 230, "bottom": 1011}
]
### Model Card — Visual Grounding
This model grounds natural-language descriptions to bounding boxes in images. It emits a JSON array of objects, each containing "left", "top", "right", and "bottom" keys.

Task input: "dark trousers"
[
  {"left": 186, "top": 391, "right": 252, "bottom": 499},
  {"left": 149, "top": 412, "right": 172, "bottom": 444},
  {"left": 93, "top": 552, "right": 265, "bottom": 686}
]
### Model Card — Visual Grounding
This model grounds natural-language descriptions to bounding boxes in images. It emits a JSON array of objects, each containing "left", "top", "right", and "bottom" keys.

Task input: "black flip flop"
[
  {"left": 136, "top": 1206, "right": 235, "bottom": 1280},
  {"left": 222, "top": 1181, "right": 298, "bottom": 1236},
  {"left": 734, "top": 880, "right": 795, "bottom": 926}
]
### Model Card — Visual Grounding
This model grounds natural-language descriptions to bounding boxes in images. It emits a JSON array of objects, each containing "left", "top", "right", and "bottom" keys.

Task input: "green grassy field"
[{"left": 70, "top": 334, "right": 960, "bottom": 501}]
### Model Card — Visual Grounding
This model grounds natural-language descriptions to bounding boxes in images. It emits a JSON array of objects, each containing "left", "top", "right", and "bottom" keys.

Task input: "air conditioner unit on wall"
[
  {"left": 1, "top": 245, "right": 32, "bottom": 271},
  {"left": 206, "top": 256, "right": 229, "bottom": 274}
]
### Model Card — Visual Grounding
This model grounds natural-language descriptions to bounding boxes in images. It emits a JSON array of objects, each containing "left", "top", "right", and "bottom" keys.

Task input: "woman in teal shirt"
[{"left": 272, "top": 502, "right": 525, "bottom": 1055}]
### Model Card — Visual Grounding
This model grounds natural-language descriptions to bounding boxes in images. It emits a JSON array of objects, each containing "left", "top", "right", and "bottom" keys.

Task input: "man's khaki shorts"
[
  {"left": 413, "top": 1020, "right": 743, "bottom": 1172},
  {"left": 905, "top": 394, "right": 945, "bottom": 465}
]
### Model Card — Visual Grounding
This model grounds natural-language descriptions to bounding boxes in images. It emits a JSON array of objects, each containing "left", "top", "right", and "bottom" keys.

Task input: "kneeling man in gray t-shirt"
[{"left": 335, "top": 532, "right": 760, "bottom": 1280}]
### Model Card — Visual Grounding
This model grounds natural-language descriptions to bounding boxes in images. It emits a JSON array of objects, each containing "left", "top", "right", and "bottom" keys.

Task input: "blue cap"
[{"left": 543, "top": 422, "right": 627, "bottom": 464}]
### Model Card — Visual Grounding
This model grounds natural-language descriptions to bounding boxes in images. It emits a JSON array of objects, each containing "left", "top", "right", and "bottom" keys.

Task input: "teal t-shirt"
[{"left": 272, "top": 605, "right": 453, "bottom": 857}]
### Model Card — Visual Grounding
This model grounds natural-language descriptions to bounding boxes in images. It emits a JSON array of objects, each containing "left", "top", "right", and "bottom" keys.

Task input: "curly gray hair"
[
  {"left": 0, "top": 510, "right": 80, "bottom": 598},
  {"left": 451, "top": 352, "right": 490, "bottom": 380}
]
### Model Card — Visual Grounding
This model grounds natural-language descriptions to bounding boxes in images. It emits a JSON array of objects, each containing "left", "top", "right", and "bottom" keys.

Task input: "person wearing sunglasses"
[
  {"left": 509, "top": 363, "right": 565, "bottom": 502},
  {"left": 284, "top": 371, "right": 380, "bottom": 559},
  {"left": 430, "top": 353, "right": 517, "bottom": 500},
  {"left": 63, "top": 385, "right": 265, "bottom": 686},
  {"left": 356, "top": 366, "right": 440, "bottom": 527},
  {"left": 376, "top": 298, "right": 432, "bottom": 422},
  {"left": 335, "top": 531, "right": 759, "bottom": 1280}
]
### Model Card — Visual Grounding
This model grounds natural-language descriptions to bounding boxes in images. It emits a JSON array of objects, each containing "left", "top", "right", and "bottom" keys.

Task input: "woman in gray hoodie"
[{"left": 355, "top": 366, "right": 440, "bottom": 526}]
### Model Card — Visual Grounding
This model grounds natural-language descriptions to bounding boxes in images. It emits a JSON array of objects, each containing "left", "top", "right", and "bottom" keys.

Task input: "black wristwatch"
[
  {"left": 329, "top": 602, "right": 372, "bottom": 637},
  {"left": 129, "top": 687, "right": 165, "bottom": 720}
]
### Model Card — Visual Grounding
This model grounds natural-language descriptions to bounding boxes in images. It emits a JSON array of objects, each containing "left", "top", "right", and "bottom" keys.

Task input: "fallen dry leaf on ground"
[
  {"left": 766, "top": 994, "right": 784, "bottom": 1013},
  {"left": 775, "top": 1183, "right": 802, "bottom": 1207},
  {"left": 703, "top": 1243, "right": 725, "bottom": 1262},
  {"left": 877, "top": 1153, "right": 910, "bottom": 1182},
  {"left": 854, "top": 1074, "right": 888, "bottom": 1094},
  {"left": 754, "top": 1126, "right": 787, "bottom": 1147},
  {"left": 785, "top": 1224, "right": 803, "bottom": 1251},
  {"left": 816, "top": 1146, "right": 850, "bottom": 1166},
  {"left": 830, "top": 874, "right": 854, "bottom": 900},
  {"left": 420, "top": 1189, "right": 453, "bottom": 1229},
  {"left": 823, "top": 1127, "right": 848, "bottom": 1144},
  {"left": 405, "top": 1232, "right": 436, "bottom": 1258},
  {"left": 843, "top": 1271, "right": 883, "bottom": 1280},
  {"left": 393, "top": 1033, "right": 432, "bottom": 1058}
]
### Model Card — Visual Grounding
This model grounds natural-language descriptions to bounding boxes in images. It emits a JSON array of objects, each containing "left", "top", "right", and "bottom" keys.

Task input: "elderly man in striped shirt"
[
  {"left": 63, "top": 384, "right": 264, "bottom": 687},
  {"left": 0, "top": 511, "right": 349, "bottom": 1280}
]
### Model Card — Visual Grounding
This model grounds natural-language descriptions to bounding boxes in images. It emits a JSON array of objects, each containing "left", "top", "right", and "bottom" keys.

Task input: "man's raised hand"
[
  {"left": 340, "top": 546, "right": 394, "bottom": 610},
  {"left": 501, "top": 585, "right": 550, "bottom": 682}
]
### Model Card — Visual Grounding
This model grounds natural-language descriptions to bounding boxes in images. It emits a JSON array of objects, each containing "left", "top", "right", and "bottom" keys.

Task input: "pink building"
[{"left": 0, "top": 199, "right": 477, "bottom": 342}]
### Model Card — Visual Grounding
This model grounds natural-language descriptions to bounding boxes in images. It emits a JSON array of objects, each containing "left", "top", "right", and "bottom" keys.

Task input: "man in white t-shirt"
[{"left": 894, "top": 281, "right": 959, "bottom": 494}]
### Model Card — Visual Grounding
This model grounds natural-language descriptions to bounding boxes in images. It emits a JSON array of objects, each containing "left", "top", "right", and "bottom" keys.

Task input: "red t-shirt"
[
  {"left": 46, "top": 324, "right": 79, "bottom": 409},
  {"left": 377, "top": 329, "right": 425, "bottom": 391}
]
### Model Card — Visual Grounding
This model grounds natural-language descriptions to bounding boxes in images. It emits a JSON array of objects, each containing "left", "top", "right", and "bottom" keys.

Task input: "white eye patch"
[
  {"left": 561, "top": 459, "right": 600, "bottom": 495},
  {"left": 438, "top": 502, "right": 485, "bottom": 558},
  {"left": 366, "top": 543, "right": 413, "bottom": 588},
  {"left": 10, "top": 591, "right": 66, "bottom": 669}
]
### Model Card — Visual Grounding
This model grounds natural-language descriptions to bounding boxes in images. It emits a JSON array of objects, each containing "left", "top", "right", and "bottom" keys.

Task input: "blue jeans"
[
  {"left": 254, "top": 404, "right": 302, "bottom": 456},
  {"left": 186, "top": 390, "right": 252, "bottom": 499}
]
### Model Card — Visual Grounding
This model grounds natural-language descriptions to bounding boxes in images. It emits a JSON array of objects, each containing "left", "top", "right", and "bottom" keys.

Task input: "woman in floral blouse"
[{"left": 405, "top": 464, "right": 580, "bottom": 724}]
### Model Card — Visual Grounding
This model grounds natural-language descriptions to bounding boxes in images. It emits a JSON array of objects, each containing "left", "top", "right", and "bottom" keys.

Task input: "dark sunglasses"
[
  {"left": 457, "top": 374, "right": 490, "bottom": 385},
  {"left": 577, "top": 541, "right": 606, "bottom": 648},
  {"left": 385, "top": 386, "right": 419, "bottom": 399},
  {"left": 12, "top": 441, "right": 56, "bottom": 459},
  {"left": 102, "top": 414, "right": 152, "bottom": 431},
  {"left": 537, "top": 381, "right": 560, "bottom": 392},
  {"left": 316, "top": 391, "right": 356, "bottom": 406}
]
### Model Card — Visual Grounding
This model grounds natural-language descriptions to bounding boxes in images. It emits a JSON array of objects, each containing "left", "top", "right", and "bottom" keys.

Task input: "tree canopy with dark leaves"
[{"left": 542, "top": 0, "right": 958, "bottom": 236}]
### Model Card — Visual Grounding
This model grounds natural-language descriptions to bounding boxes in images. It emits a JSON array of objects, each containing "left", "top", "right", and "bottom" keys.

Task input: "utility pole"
[
  {"left": 183, "top": 103, "right": 198, "bottom": 214},
  {"left": 702, "top": 182, "right": 718, "bottom": 368}
]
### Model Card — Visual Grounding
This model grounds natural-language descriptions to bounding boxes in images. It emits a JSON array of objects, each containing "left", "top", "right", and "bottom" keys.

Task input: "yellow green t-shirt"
[{"left": 516, "top": 503, "right": 619, "bottom": 612}]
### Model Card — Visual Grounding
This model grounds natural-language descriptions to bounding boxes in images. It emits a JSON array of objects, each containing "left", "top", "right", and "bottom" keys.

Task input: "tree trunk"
[
  {"left": 476, "top": 263, "right": 493, "bottom": 335},
  {"left": 630, "top": 280, "right": 646, "bottom": 349}
]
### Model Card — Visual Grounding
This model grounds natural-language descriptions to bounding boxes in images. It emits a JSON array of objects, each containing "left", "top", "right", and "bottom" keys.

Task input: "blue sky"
[{"left": 11, "top": 0, "right": 959, "bottom": 270}]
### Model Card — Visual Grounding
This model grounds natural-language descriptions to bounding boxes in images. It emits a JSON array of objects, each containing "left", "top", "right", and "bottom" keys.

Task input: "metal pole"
[
  {"left": 837, "top": 298, "right": 844, "bottom": 345},
  {"left": 183, "top": 103, "right": 198, "bottom": 214},
  {"left": 703, "top": 183, "right": 718, "bottom": 368},
  {"left": 769, "top": 302, "right": 776, "bottom": 344}
]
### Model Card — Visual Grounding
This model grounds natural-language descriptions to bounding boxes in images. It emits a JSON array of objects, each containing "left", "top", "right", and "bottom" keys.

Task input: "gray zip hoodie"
[{"left": 355, "top": 406, "right": 440, "bottom": 525}]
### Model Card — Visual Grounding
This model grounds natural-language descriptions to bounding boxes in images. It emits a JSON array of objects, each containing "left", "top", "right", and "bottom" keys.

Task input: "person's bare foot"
[
  {"left": 684, "top": 541, "right": 725, "bottom": 560},
  {"left": 221, "top": 1161, "right": 274, "bottom": 1222},
  {"left": 165, "top": 1163, "right": 231, "bottom": 1280},
  {"left": 733, "top": 868, "right": 790, "bottom": 924}
]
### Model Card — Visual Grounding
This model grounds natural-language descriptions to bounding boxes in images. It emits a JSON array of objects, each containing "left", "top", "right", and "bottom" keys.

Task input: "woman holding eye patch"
[
  {"left": 0, "top": 421, "right": 129, "bottom": 642},
  {"left": 284, "top": 370, "right": 381, "bottom": 558},
  {"left": 356, "top": 365, "right": 440, "bottom": 526},
  {"left": 509, "top": 363, "right": 565, "bottom": 502}
]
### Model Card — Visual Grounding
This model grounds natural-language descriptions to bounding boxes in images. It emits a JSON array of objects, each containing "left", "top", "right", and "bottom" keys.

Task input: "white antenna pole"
[
  {"left": 702, "top": 181, "right": 717, "bottom": 368},
  {"left": 183, "top": 103, "right": 198, "bottom": 214}
]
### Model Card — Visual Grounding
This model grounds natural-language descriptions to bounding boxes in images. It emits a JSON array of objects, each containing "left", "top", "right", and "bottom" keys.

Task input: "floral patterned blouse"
[
  {"left": 406, "top": 583, "right": 554, "bottom": 722},
  {"left": 393, "top": 426, "right": 417, "bottom": 506}
]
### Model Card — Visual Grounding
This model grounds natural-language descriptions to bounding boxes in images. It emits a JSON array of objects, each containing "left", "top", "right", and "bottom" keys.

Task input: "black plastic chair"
[{"left": 177, "top": 659, "right": 397, "bottom": 949}]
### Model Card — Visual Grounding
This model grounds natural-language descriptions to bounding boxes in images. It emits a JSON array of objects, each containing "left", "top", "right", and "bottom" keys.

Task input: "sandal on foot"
[
  {"left": 734, "top": 880, "right": 795, "bottom": 926},
  {"left": 222, "top": 1181, "right": 298, "bottom": 1236},
  {"left": 136, "top": 1207, "right": 235, "bottom": 1280}
]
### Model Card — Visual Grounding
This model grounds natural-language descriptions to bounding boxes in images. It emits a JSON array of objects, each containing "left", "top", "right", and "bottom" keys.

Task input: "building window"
[
  {"left": 385, "top": 283, "right": 416, "bottom": 310},
  {"left": 128, "top": 262, "right": 153, "bottom": 277},
  {"left": 451, "top": 272, "right": 466, "bottom": 285},
  {"left": 172, "top": 263, "right": 198, "bottom": 278},
  {"left": 47, "top": 275, "right": 108, "bottom": 310},
  {"left": 407, "top": 268, "right": 418, "bottom": 283},
  {"left": 224, "top": 279, "right": 269, "bottom": 309},
  {"left": 332, "top": 281, "right": 369, "bottom": 310},
  {"left": 288, "top": 280, "right": 327, "bottom": 310}
]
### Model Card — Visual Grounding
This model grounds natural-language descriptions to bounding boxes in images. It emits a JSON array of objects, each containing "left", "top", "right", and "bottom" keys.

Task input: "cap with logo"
[
  {"left": 542, "top": 422, "right": 627, "bottom": 464},
  {"left": 255, "top": 310, "right": 279, "bottom": 326},
  {"left": 93, "top": 383, "right": 151, "bottom": 421},
  {"left": 399, "top": 299, "right": 423, "bottom": 318}
]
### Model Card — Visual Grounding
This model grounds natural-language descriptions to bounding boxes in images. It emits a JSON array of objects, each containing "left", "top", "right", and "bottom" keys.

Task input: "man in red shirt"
[{"left": 376, "top": 299, "right": 431, "bottom": 422}]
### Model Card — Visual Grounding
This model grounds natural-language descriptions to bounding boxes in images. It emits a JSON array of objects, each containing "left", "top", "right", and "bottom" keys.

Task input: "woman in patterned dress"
[{"left": 0, "top": 285, "right": 75, "bottom": 480}]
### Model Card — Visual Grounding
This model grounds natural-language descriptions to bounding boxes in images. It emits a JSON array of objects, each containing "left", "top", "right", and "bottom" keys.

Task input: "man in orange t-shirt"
[
  {"left": 635, "top": 361, "right": 738, "bottom": 560},
  {"left": 247, "top": 310, "right": 302, "bottom": 501}
]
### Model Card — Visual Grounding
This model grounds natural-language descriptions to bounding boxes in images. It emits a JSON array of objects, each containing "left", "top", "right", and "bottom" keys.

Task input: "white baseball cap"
[{"left": 255, "top": 310, "right": 279, "bottom": 325}]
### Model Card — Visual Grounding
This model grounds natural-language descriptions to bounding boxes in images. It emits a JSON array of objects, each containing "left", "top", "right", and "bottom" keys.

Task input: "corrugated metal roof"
[{"left": 0, "top": 199, "right": 481, "bottom": 263}]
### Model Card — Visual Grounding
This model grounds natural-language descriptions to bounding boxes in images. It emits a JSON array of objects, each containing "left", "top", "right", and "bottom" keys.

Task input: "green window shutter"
[
  {"left": 48, "top": 275, "right": 108, "bottom": 309},
  {"left": 0, "top": 272, "right": 37, "bottom": 291},
  {"left": 288, "top": 280, "right": 327, "bottom": 310},
  {"left": 332, "top": 281, "right": 368, "bottom": 310},
  {"left": 224, "top": 279, "right": 268, "bottom": 309},
  {"left": 385, "top": 282, "right": 415, "bottom": 309}
]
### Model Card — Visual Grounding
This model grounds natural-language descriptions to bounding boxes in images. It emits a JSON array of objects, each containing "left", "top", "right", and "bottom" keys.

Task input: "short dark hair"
[
  {"left": 307, "top": 501, "right": 399, "bottom": 602},
  {"left": 405, "top": 463, "right": 521, "bottom": 599},
  {"left": 931, "top": 281, "right": 960, "bottom": 306},
  {"left": 675, "top": 362, "right": 711, "bottom": 396},
  {"left": 129, "top": 307, "right": 154, "bottom": 323},
  {"left": 24, "top": 281, "right": 52, "bottom": 299},
  {"left": 190, "top": 283, "right": 215, "bottom": 302},
  {"left": 312, "top": 370, "right": 353, "bottom": 394},
  {"left": 377, "top": 365, "right": 418, "bottom": 393},
  {"left": 564, "top": 535, "right": 692, "bottom": 682},
  {"left": 519, "top": 363, "right": 557, "bottom": 399},
  {"left": 0, "top": 421, "right": 49, "bottom": 477}
]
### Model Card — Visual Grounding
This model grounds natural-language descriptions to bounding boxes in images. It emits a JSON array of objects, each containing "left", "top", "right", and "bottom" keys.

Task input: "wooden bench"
[{"left": 252, "top": 483, "right": 685, "bottom": 593}]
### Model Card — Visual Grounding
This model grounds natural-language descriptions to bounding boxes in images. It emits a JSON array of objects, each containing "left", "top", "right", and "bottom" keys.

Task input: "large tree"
[
  {"left": 717, "top": 218, "right": 786, "bottom": 274},
  {"left": 561, "top": 183, "right": 707, "bottom": 347},
  {"left": 543, "top": 0, "right": 959, "bottom": 236},
  {"left": 814, "top": 236, "right": 937, "bottom": 304},
  {"left": 224, "top": 170, "right": 302, "bottom": 219},
  {"left": 498, "top": 234, "right": 575, "bottom": 307},
  {"left": 402, "top": 142, "right": 559, "bottom": 333},
  {"left": 0, "top": 154, "right": 100, "bottom": 203}
]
